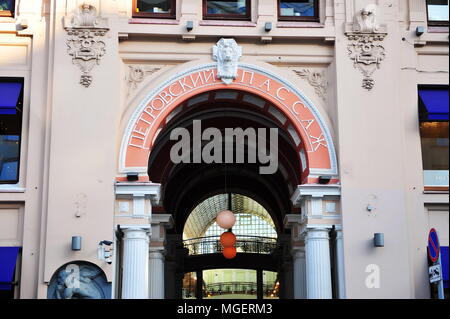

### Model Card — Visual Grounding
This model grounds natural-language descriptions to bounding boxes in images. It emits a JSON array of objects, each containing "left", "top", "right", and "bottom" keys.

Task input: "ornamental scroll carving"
[
  {"left": 63, "top": 4, "right": 109, "bottom": 88},
  {"left": 293, "top": 69, "right": 328, "bottom": 100},
  {"left": 345, "top": 4, "right": 387, "bottom": 90},
  {"left": 126, "top": 66, "right": 162, "bottom": 96},
  {"left": 213, "top": 38, "right": 242, "bottom": 85}
]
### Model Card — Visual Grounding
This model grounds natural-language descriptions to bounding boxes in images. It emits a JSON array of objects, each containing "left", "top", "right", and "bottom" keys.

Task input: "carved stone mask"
[{"left": 213, "top": 38, "right": 242, "bottom": 84}]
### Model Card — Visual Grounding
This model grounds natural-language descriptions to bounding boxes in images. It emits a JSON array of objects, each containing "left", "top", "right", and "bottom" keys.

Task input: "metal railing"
[{"left": 183, "top": 235, "right": 277, "bottom": 255}]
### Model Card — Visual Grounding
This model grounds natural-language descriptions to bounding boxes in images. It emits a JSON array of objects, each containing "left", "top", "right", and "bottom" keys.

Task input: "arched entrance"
[
  {"left": 114, "top": 63, "right": 343, "bottom": 300},
  {"left": 181, "top": 193, "right": 279, "bottom": 299},
  {"left": 118, "top": 63, "right": 338, "bottom": 184},
  {"left": 145, "top": 88, "right": 301, "bottom": 299}
]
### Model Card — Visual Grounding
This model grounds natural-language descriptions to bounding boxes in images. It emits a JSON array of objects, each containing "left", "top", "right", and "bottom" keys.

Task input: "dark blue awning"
[
  {"left": 0, "top": 247, "right": 19, "bottom": 290},
  {"left": 0, "top": 82, "right": 23, "bottom": 115},
  {"left": 442, "top": 246, "right": 449, "bottom": 289},
  {"left": 419, "top": 88, "right": 449, "bottom": 121}
]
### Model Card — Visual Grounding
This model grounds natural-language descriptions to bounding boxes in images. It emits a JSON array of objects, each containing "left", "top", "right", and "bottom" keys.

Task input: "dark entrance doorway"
[{"left": 147, "top": 90, "right": 304, "bottom": 299}]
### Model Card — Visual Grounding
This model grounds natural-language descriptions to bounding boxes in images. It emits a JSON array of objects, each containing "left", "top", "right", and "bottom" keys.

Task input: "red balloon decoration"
[
  {"left": 220, "top": 231, "right": 236, "bottom": 247},
  {"left": 223, "top": 246, "right": 237, "bottom": 259}
]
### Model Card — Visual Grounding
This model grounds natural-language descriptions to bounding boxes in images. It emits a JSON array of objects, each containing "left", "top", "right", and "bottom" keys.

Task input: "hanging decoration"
[
  {"left": 216, "top": 209, "right": 236, "bottom": 229},
  {"left": 222, "top": 246, "right": 237, "bottom": 259},
  {"left": 216, "top": 176, "right": 237, "bottom": 259},
  {"left": 220, "top": 231, "right": 236, "bottom": 247}
]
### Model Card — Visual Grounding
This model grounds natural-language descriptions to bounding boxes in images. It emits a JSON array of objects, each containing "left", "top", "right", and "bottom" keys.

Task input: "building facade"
[{"left": 0, "top": 0, "right": 448, "bottom": 299}]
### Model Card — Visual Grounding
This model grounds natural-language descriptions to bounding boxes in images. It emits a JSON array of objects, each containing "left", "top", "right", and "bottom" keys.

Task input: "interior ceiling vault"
[{"left": 183, "top": 193, "right": 275, "bottom": 239}]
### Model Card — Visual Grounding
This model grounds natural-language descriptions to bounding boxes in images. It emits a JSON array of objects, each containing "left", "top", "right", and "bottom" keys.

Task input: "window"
[
  {"left": 203, "top": 0, "right": 251, "bottom": 20},
  {"left": 0, "top": 247, "right": 20, "bottom": 299},
  {"left": 278, "top": 0, "right": 319, "bottom": 21},
  {"left": 0, "top": 0, "right": 15, "bottom": 17},
  {"left": 418, "top": 86, "right": 449, "bottom": 189},
  {"left": 0, "top": 78, "right": 23, "bottom": 184},
  {"left": 427, "top": 0, "right": 449, "bottom": 25},
  {"left": 132, "top": 0, "right": 176, "bottom": 19}
]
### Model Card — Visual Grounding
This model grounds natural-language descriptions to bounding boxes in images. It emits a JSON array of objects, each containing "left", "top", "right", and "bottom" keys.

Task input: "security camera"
[{"left": 97, "top": 241, "right": 114, "bottom": 263}]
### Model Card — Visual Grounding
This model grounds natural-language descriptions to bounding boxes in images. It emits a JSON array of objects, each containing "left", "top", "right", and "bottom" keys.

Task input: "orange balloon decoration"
[
  {"left": 223, "top": 246, "right": 237, "bottom": 259},
  {"left": 220, "top": 231, "right": 236, "bottom": 247}
]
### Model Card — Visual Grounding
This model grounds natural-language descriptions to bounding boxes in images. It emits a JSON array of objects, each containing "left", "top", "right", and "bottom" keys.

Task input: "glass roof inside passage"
[{"left": 183, "top": 193, "right": 276, "bottom": 240}]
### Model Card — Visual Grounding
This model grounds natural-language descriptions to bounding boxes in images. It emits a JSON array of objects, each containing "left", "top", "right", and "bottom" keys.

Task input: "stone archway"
[
  {"left": 118, "top": 63, "right": 338, "bottom": 183},
  {"left": 114, "top": 63, "right": 343, "bottom": 300}
]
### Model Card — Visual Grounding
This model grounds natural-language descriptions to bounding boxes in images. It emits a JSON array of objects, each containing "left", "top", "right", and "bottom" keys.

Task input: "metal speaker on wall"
[
  {"left": 374, "top": 233, "right": 384, "bottom": 247},
  {"left": 416, "top": 26, "right": 425, "bottom": 36},
  {"left": 186, "top": 20, "right": 194, "bottom": 32},
  {"left": 71, "top": 236, "right": 82, "bottom": 251}
]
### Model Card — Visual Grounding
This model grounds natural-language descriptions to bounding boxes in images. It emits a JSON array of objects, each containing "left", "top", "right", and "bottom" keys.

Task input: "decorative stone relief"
[
  {"left": 63, "top": 4, "right": 109, "bottom": 88},
  {"left": 47, "top": 262, "right": 111, "bottom": 299},
  {"left": 126, "top": 65, "right": 161, "bottom": 96},
  {"left": 293, "top": 69, "right": 328, "bottom": 100},
  {"left": 212, "top": 38, "right": 242, "bottom": 85},
  {"left": 345, "top": 4, "right": 387, "bottom": 90},
  {"left": 353, "top": 4, "right": 381, "bottom": 33}
]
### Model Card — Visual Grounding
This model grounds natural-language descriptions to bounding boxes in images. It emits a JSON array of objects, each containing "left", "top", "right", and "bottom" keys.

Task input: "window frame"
[
  {"left": 418, "top": 84, "right": 449, "bottom": 192},
  {"left": 132, "top": 0, "right": 176, "bottom": 19},
  {"left": 277, "top": 0, "right": 320, "bottom": 22},
  {"left": 203, "top": 0, "right": 252, "bottom": 21},
  {"left": 0, "top": 77, "right": 24, "bottom": 185},
  {"left": 426, "top": 0, "right": 449, "bottom": 26},
  {"left": 0, "top": 0, "right": 15, "bottom": 17}
]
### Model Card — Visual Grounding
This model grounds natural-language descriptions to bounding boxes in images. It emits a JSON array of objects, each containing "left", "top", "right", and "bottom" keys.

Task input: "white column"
[
  {"left": 335, "top": 228, "right": 346, "bottom": 299},
  {"left": 293, "top": 247, "right": 307, "bottom": 299},
  {"left": 121, "top": 227, "right": 150, "bottom": 299},
  {"left": 305, "top": 227, "right": 332, "bottom": 299},
  {"left": 148, "top": 250, "right": 165, "bottom": 299}
]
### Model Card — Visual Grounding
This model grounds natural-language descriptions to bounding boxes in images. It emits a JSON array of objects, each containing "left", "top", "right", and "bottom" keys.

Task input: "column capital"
[
  {"left": 335, "top": 225, "right": 344, "bottom": 239},
  {"left": 120, "top": 225, "right": 151, "bottom": 239},
  {"left": 150, "top": 214, "right": 173, "bottom": 243},
  {"left": 291, "top": 184, "right": 340, "bottom": 206},
  {"left": 292, "top": 246, "right": 306, "bottom": 258},
  {"left": 120, "top": 225, "right": 151, "bottom": 231},
  {"left": 151, "top": 213, "right": 174, "bottom": 228},
  {"left": 149, "top": 250, "right": 165, "bottom": 260},
  {"left": 283, "top": 213, "right": 303, "bottom": 228},
  {"left": 299, "top": 224, "right": 333, "bottom": 238},
  {"left": 284, "top": 214, "right": 307, "bottom": 242},
  {"left": 305, "top": 227, "right": 330, "bottom": 241}
]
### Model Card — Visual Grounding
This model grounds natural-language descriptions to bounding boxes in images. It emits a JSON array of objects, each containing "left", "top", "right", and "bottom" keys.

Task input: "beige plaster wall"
[{"left": 0, "top": 0, "right": 448, "bottom": 299}]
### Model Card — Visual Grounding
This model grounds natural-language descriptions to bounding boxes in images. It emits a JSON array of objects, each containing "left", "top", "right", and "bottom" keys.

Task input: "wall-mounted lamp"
[
  {"left": 318, "top": 176, "right": 332, "bottom": 184},
  {"left": 265, "top": 22, "right": 272, "bottom": 32},
  {"left": 97, "top": 240, "right": 114, "bottom": 264},
  {"left": 71, "top": 236, "right": 82, "bottom": 251},
  {"left": 415, "top": 26, "right": 425, "bottom": 37},
  {"left": 373, "top": 233, "right": 384, "bottom": 247},
  {"left": 186, "top": 21, "right": 194, "bottom": 32},
  {"left": 126, "top": 172, "right": 139, "bottom": 181}
]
